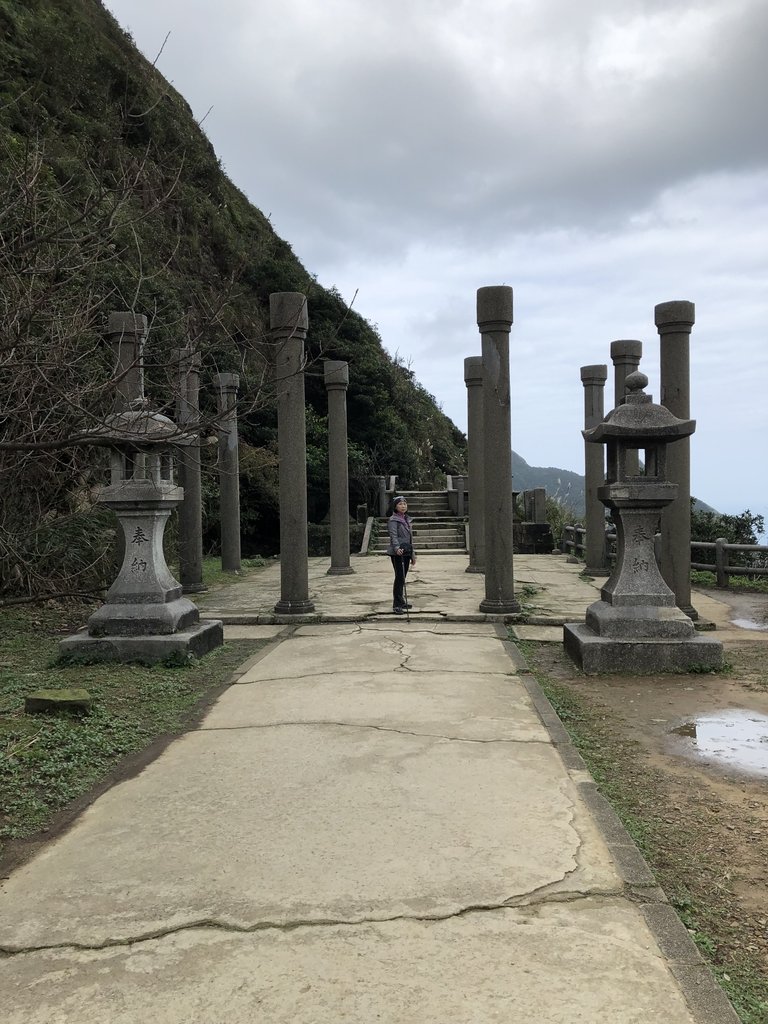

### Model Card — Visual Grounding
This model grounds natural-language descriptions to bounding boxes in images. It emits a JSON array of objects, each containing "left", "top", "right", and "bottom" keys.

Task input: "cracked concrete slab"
[
  {"left": 0, "top": 726, "right": 621, "bottom": 950},
  {"left": 0, "top": 901, "right": 697, "bottom": 1024},
  {"left": 237, "top": 629, "right": 515, "bottom": 683},
  {"left": 202, "top": 669, "right": 548, "bottom": 741},
  {"left": 293, "top": 620, "right": 499, "bottom": 637}
]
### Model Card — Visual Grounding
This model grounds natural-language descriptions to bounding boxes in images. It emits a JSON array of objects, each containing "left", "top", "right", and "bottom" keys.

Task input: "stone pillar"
[
  {"left": 581, "top": 364, "right": 609, "bottom": 576},
  {"left": 173, "top": 347, "right": 205, "bottom": 593},
  {"left": 105, "top": 312, "right": 148, "bottom": 571},
  {"left": 324, "top": 359, "right": 354, "bottom": 576},
  {"left": 531, "top": 487, "right": 546, "bottom": 523},
  {"left": 215, "top": 372, "right": 241, "bottom": 573},
  {"left": 106, "top": 311, "right": 147, "bottom": 411},
  {"left": 272, "top": 292, "right": 315, "bottom": 614},
  {"left": 454, "top": 474, "right": 466, "bottom": 517},
  {"left": 477, "top": 286, "right": 520, "bottom": 614},
  {"left": 464, "top": 356, "right": 485, "bottom": 573},
  {"left": 610, "top": 340, "right": 642, "bottom": 476},
  {"left": 657, "top": 300, "right": 696, "bottom": 619},
  {"left": 378, "top": 476, "right": 388, "bottom": 517}
]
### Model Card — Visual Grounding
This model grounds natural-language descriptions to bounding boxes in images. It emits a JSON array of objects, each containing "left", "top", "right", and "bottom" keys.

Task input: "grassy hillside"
[{"left": 0, "top": 0, "right": 467, "bottom": 597}]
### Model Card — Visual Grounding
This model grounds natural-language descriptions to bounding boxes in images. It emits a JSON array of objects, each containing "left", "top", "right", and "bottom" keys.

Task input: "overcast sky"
[{"left": 104, "top": 0, "right": 768, "bottom": 522}]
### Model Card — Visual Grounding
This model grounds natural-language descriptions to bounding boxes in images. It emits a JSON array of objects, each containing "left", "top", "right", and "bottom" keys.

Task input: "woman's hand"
[{"left": 396, "top": 547, "right": 403, "bottom": 556}]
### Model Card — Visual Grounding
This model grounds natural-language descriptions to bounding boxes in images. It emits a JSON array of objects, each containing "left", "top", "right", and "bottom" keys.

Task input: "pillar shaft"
[
  {"left": 464, "top": 356, "right": 485, "bottom": 573},
  {"left": 610, "top": 340, "right": 642, "bottom": 476},
  {"left": 174, "top": 347, "right": 205, "bottom": 592},
  {"left": 324, "top": 360, "right": 354, "bottom": 575},
  {"left": 106, "top": 312, "right": 147, "bottom": 411},
  {"left": 106, "top": 312, "right": 149, "bottom": 571},
  {"left": 378, "top": 476, "right": 388, "bottom": 517},
  {"left": 215, "top": 372, "right": 241, "bottom": 573},
  {"left": 657, "top": 300, "right": 696, "bottom": 618},
  {"left": 477, "top": 287, "right": 519, "bottom": 613},
  {"left": 272, "top": 292, "right": 315, "bottom": 614},
  {"left": 581, "top": 364, "right": 608, "bottom": 575}
]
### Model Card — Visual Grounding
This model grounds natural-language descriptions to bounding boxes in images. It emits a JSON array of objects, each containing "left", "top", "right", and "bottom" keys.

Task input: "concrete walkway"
[{"left": 0, "top": 554, "right": 747, "bottom": 1022}]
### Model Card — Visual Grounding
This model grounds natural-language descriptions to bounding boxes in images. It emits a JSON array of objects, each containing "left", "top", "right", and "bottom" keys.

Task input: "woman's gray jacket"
[{"left": 387, "top": 515, "right": 415, "bottom": 558}]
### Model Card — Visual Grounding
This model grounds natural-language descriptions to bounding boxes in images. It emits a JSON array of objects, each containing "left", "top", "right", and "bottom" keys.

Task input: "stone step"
[
  {"left": 370, "top": 548, "right": 466, "bottom": 555},
  {"left": 373, "top": 538, "right": 465, "bottom": 551},
  {"left": 377, "top": 515, "right": 458, "bottom": 524}
]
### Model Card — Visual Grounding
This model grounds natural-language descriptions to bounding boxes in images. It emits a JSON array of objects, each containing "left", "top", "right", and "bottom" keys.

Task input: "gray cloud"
[{"left": 105, "top": 0, "right": 768, "bottom": 521}]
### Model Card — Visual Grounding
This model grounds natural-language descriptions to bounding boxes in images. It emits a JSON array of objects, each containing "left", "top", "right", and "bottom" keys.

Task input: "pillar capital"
[
  {"left": 476, "top": 286, "right": 513, "bottom": 332},
  {"left": 609, "top": 340, "right": 642, "bottom": 362},
  {"left": 172, "top": 345, "right": 201, "bottom": 369},
  {"left": 107, "top": 311, "right": 148, "bottom": 337},
  {"left": 215, "top": 372, "right": 240, "bottom": 394},
  {"left": 655, "top": 300, "right": 695, "bottom": 333},
  {"left": 464, "top": 355, "right": 483, "bottom": 387},
  {"left": 323, "top": 359, "right": 349, "bottom": 390},
  {"left": 270, "top": 292, "right": 308, "bottom": 337},
  {"left": 107, "top": 310, "right": 147, "bottom": 410},
  {"left": 580, "top": 364, "right": 607, "bottom": 386}
]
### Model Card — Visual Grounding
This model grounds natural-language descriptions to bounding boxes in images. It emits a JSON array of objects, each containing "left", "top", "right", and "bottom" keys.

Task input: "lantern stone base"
[
  {"left": 59, "top": 619, "right": 223, "bottom": 665},
  {"left": 585, "top": 600, "right": 697, "bottom": 639},
  {"left": 563, "top": 622, "right": 723, "bottom": 675}
]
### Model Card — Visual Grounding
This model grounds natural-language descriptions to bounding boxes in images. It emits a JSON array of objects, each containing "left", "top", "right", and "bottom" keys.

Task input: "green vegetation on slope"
[{"left": 0, "top": 0, "right": 467, "bottom": 599}]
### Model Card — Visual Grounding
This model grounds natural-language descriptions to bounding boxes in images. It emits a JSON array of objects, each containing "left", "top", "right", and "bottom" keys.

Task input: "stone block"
[
  {"left": 59, "top": 620, "right": 223, "bottom": 665},
  {"left": 25, "top": 689, "right": 93, "bottom": 713},
  {"left": 585, "top": 601, "right": 695, "bottom": 639},
  {"left": 563, "top": 623, "right": 723, "bottom": 675},
  {"left": 87, "top": 597, "right": 200, "bottom": 637}
]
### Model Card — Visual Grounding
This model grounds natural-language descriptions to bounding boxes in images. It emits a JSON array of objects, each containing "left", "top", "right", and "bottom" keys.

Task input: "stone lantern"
[
  {"left": 563, "top": 372, "right": 722, "bottom": 673},
  {"left": 60, "top": 314, "right": 222, "bottom": 663}
]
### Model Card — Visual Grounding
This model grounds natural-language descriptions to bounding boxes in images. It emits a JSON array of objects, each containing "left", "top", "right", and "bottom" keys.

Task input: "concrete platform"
[{"left": 0, "top": 556, "right": 745, "bottom": 1023}]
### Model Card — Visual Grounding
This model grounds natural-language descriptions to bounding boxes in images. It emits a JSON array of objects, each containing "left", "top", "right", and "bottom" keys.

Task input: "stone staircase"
[{"left": 370, "top": 490, "right": 467, "bottom": 555}]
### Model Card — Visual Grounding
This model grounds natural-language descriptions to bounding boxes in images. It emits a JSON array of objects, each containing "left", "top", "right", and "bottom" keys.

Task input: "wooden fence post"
[{"left": 715, "top": 537, "right": 729, "bottom": 588}]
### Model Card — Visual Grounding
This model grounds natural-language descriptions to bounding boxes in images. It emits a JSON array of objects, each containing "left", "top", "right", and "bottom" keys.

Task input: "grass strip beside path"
[{"left": 0, "top": 601, "right": 266, "bottom": 868}]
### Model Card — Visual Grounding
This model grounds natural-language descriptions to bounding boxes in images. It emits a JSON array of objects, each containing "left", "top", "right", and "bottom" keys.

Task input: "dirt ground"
[{"left": 526, "top": 587, "right": 768, "bottom": 1005}]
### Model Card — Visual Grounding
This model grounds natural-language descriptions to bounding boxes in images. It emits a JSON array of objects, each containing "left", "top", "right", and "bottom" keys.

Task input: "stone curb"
[
  {"left": 205, "top": 612, "right": 574, "bottom": 626},
  {"left": 498, "top": 625, "right": 741, "bottom": 1024}
]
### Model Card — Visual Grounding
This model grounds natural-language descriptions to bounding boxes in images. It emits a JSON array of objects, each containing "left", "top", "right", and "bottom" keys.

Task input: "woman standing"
[{"left": 387, "top": 496, "right": 417, "bottom": 614}]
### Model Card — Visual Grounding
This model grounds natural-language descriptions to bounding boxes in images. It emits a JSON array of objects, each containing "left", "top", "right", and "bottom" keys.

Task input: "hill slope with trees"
[{"left": 0, "top": 0, "right": 467, "bottom": 599}]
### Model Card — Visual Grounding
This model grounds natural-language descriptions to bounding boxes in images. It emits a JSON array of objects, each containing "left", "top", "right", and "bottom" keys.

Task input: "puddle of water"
[
  {"left": 670, "top": 709, "right": 768, "bottom": 776},
  {"left": 731, "top": 617, "right": 768, "bottom": 632}
]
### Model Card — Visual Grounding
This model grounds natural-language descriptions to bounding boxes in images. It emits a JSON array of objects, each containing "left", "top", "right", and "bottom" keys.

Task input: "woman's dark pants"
[{"left": 390, "top": 555, "right": 410, "bottom": 607}]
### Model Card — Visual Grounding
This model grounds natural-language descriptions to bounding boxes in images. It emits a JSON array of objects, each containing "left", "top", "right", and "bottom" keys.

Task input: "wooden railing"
[
  {"left": 691, "top": 540, "right": 768, "bottom": 587},
  {"left": 561, "top": 526, "right": 768, "bottom": 587}
]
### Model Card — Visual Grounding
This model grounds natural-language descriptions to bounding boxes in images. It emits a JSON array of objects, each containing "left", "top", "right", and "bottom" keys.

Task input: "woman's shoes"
[{"left": 392, "top": 603, "right": 413, "bottom": 614}]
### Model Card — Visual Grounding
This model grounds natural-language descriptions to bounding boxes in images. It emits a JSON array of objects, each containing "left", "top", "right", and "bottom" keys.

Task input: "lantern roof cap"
[{"left": 584, "top": 372, "right": 695, "bottom": 445}]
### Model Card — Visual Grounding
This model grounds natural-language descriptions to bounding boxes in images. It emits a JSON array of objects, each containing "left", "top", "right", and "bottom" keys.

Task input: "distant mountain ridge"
[
  {"left": 512, "top": 452, "right": 717, "bottom": 518},
  {"left": 512, "top": 452, "right": 586, "bottom": 513}
]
